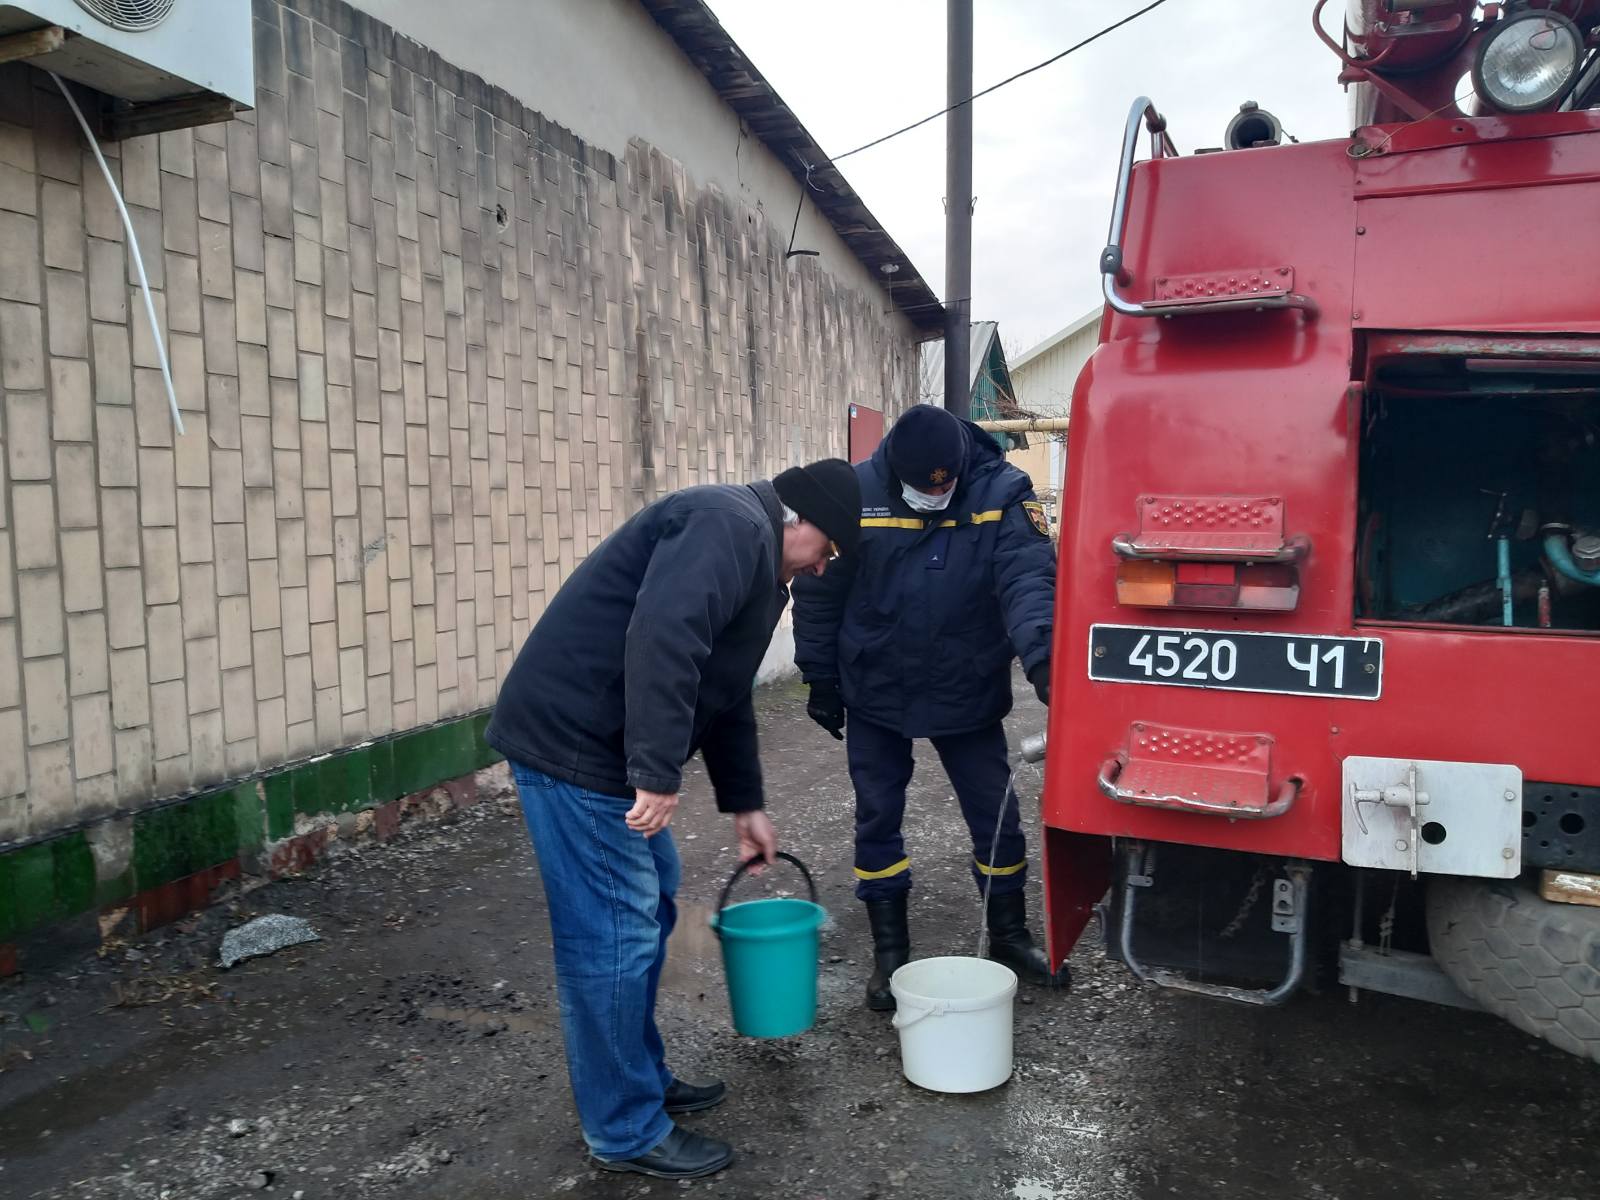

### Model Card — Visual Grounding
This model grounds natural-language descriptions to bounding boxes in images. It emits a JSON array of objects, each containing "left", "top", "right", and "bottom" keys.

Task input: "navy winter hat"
[
  {"left": 887, "top": 404, "right": 967, "bottom": 491},
  {"left": 774, "top": 458, "right": 861, "bottom": 556}
]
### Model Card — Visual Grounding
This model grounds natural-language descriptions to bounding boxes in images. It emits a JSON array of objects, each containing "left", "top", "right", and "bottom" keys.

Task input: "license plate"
[{"left": 1089, "top": 624, "right": 1383, "bottom": 700}]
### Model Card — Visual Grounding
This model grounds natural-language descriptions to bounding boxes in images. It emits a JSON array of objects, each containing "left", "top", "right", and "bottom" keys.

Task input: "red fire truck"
[{"left": 1040, "top": 0, "right": 1600, "bottom": 1060}]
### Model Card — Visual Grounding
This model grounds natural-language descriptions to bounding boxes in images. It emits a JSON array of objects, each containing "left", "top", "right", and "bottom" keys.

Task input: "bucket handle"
[
  {"left": 716, "top": 851, "right": 818, "bottom": 916},
  {"left": 891, "top": 998, "right": 949, "bottom": 1030}
]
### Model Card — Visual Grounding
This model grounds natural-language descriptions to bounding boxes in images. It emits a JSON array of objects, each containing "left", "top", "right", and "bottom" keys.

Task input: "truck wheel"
[{"left": 1426, "top": 877, "right": 1600, "bottom": 1063}]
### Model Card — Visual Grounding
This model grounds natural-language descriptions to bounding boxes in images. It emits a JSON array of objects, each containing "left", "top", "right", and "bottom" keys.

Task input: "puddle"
[
  {"left": 661, "top": 902, "right": 722, "bottom": 996},
  {"left": 0, "top": 1028, "right": 225, "bottom": 1148}
]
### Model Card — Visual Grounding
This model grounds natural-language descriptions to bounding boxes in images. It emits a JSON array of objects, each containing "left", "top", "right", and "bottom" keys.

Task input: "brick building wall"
[{"left": 0, "top": 0, "right": 919, "bottom": 855}]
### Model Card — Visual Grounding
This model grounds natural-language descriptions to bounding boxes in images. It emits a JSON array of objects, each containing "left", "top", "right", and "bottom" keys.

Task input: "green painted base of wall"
[{"left": 0, "top": 711, "right": 500, "bottom": 945}]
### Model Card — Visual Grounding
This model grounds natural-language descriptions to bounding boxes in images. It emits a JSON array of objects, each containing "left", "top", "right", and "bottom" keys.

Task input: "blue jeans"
[{"left": 511, "top": 762, "right": 679, "bottom": 1160}]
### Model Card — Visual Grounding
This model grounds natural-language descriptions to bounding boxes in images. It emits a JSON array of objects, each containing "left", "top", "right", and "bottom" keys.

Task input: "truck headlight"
[{"left": 1473, "top": 12, "right": 1584, "bottom": 114}]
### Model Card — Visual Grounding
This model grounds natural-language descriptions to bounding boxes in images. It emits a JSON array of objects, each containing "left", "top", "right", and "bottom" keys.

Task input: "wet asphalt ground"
[{"left": 2, "top": 675, "right": 1599, "bottom": 1200}]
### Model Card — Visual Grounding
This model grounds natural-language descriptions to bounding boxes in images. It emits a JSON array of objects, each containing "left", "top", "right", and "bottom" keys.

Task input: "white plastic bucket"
[{"left": 889, "top": 956, "right": 1017, "bottom": 1093}]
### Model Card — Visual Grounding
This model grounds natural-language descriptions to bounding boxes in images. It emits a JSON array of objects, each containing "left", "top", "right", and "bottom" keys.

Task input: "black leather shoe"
[
  {"left": 594, "top": 1126, "right": 735, "bottom": 1180},
  {"left": 664, "top": 1077, "right": 726, "bottom": 1114},
  {"left": 864, "top": 893, "right": 910, "bottom": 1011},
  {"left": 986, "top": 890, "right": 1071, "bottom": 988}
]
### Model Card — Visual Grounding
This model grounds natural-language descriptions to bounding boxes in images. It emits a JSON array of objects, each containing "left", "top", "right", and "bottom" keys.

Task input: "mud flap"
[{"left": 1042, "top": 828, "right": 1112, "bottom": 970}]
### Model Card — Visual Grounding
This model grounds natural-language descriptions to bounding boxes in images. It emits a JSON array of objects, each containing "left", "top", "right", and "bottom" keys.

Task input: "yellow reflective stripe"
[
  {"left": 974, "top": 857, "right": 1027, "bottom": 876},
  {"left": 860, "top": 510, "right": 1006, "bottom": 530},
  {"left": 854, "top": 857, "right": 911, "bottom": 880}
]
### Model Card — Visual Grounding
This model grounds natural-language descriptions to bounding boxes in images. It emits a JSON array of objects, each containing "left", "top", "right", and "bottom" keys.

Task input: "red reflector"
[
  {"left": 1175, "top": 562, "right": 1236, "bottom": 585},
  {"left": 1174, "top": 582, "right": 1241, "bottom": 607},
  {"left": 1238, "top": 564, "right": 1296, "bottom": 588}
]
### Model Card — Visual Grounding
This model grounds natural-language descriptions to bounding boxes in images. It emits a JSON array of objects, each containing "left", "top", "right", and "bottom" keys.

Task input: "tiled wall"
[{"left": 0, "top": 0, "right": 918, "bottom": 850}]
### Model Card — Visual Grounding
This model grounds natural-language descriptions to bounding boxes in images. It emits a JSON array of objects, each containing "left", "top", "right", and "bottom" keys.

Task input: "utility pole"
[{"left": 944, "top": 0, "right": 973, "bottom": 419}]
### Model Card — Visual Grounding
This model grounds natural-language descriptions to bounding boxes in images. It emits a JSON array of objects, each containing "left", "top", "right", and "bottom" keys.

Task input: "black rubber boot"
[
  {"left": 985, "top": 890, "right": 1070, "bottom": 988},
  {"left": 864, "top": 894, "right": 910, "bottom": 1012}
]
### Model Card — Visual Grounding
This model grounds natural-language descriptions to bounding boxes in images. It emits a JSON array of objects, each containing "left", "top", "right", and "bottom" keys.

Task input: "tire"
[{"left": 1427, "top": 877, "right": 1600, "bottom": 1063}]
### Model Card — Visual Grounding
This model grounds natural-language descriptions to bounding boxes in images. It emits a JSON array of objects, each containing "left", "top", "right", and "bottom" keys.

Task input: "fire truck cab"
[{"left": 1041, "top": 0, "right": 1600, "bottom": 1061}]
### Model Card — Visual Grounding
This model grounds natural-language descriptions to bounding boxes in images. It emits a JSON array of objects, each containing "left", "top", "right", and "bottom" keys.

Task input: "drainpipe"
[{"left": 944, "top": 0, "right": 973, "bottom": 420}]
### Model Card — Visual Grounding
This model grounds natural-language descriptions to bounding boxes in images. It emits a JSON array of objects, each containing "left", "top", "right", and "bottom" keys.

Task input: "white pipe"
[
  {"left": 51, "top": 72, "right": 184, "bottom": 436},
  {"left": 975, "top": 417, "right": 1071, "bottom": 433}
]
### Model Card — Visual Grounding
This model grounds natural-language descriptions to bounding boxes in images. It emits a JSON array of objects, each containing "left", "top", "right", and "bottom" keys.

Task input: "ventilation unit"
[{"left": 0, "top": 0, "right": 253, "bottom": 137}]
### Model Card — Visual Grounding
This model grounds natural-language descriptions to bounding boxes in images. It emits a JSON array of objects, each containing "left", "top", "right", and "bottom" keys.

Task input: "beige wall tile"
[
  {"left": 0, "top": 538, "right": 11, "bottom": 622},
  {"left": 66, "top": 611, "right": 109, "bottom": 697},
  {"left": 0, "top": 707, "right": 25, "bottom": 798},
  {"left": 109, "top": 647, "right": 150, "bottom": 730},
  {"left": 26, "top": 742, "right": 73, "bottom": 832},
  {"left": 0, "top": 3, "right": 920, "bottom": 843},
  {"left": 23, "top": 656, "right": 68, "bottom": 744},
  {"left": 60, "top": 529, "right": 102, "bottom": 612},
  {"left": 72, "top": 693, "right": 113, "bottom": 778},
  {"left": 18, "top": 570, "right": 64, "bottom": 658},
  {"left": 5, "top": 392, "right": 50, "bottom": 479},
  {"left": 12, "top": 483, "right": 57, "bottom": 568}
]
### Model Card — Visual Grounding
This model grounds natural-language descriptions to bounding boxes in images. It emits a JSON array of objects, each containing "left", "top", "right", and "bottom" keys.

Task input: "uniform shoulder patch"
[{"left": 1022, "top": 500, "right": 1050, "bottom": 537}]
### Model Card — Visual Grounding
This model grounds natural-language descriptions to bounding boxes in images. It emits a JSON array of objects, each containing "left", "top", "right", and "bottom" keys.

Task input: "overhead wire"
[
  {"left": 1348, "top": 88, "right": 1478, "bottom": 157},
  {"left": 831, "top": 0, "right": 1172, "bottom": 163}
]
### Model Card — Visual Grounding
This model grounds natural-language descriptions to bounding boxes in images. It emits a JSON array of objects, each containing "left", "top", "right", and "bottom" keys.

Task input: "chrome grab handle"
[
  {"left": 1099, "top": 96, "right": 1317, "bottom": 320},
  {"left": 1110, "top": 533, "right": 1311, "bottom": 564},
  {"left": 1098, "top": 756, "right": 1301, "bottom": 820},
  {"left": 1100, "top": 97, "right": 1176, "bottom": 318}
]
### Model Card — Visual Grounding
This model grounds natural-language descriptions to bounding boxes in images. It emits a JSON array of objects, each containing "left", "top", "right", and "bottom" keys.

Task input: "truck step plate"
[
  {"left": 1089, "top": 623, "right": 1383, "bottom": 700},
  {"left": 1113, "top": 722, "right": 1275, "bottom": 815},
  {"left": 1121, "top": 494, "right": 1288, "bottom": 558}
]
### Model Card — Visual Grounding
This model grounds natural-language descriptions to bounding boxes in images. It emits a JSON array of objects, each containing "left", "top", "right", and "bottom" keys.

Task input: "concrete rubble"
[{"left": 219, "top": 917, "right": 322, "bottom": 970}]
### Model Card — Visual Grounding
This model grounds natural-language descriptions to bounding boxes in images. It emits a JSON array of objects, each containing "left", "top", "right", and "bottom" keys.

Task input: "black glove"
[
  {"left": 806, "top": 680, "right": 845, "bottom": 740},
  {"left": 1026, "top": 661, "right": 1051, "bottom": 706}
]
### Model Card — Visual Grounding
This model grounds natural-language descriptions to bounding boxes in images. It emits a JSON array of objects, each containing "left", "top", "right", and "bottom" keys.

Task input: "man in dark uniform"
[
  {"left": 793, "top": 405, "right": 1064, "bottom": 1010},
  {"left": 486, "top": 459, "right": 859, "bottom": 1180}
]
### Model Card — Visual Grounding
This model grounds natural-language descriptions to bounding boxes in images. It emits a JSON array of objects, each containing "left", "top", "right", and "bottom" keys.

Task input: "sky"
[{"left": 706, "top": 0, "right": 1353, "bottom": 357}]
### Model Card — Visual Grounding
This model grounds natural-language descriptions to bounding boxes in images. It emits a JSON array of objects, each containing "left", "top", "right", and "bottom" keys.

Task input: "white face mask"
[{"left": 902, "top": 482, "right": 956, "bottom": 512}]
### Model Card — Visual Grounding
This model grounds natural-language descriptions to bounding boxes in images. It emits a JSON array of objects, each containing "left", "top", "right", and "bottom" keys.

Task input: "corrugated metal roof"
[
  {"left": 917, "top": 321, "right": 999, "bottom": 404},
  {"left": 638, "top": 0, "right": 945, "bottom": 334}
]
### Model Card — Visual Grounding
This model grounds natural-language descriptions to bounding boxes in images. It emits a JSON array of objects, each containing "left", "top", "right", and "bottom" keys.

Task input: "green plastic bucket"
[{"left": 709, "top": 852, "right": 826, "bottom": 1039}]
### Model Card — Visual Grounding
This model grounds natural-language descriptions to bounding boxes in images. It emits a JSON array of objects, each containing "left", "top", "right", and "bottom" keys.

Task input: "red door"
[{"left": 849, "top": 404, "right": 883, "bottom": 463}]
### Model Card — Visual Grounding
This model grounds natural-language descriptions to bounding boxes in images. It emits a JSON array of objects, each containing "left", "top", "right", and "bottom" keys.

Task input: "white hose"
[{"left": 50, "top": 72, "right": 184, "bottom": 436}]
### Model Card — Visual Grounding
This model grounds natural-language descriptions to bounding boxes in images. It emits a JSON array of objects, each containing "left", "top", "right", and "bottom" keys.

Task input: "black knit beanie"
[
  {"left": 886, "top": 404, "right": 967, "bottom": 491},
  {"left": 773, "top": 458, "right": 861, "bottom": 557}
]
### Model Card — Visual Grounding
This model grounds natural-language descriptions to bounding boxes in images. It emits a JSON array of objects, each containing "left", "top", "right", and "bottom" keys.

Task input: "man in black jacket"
[
  {"left": 793, "top": 404, "right": 1066, "bottom": 1011},
  {"left": 486, "top": 460, "right": 858, "bottom": 1182}
]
